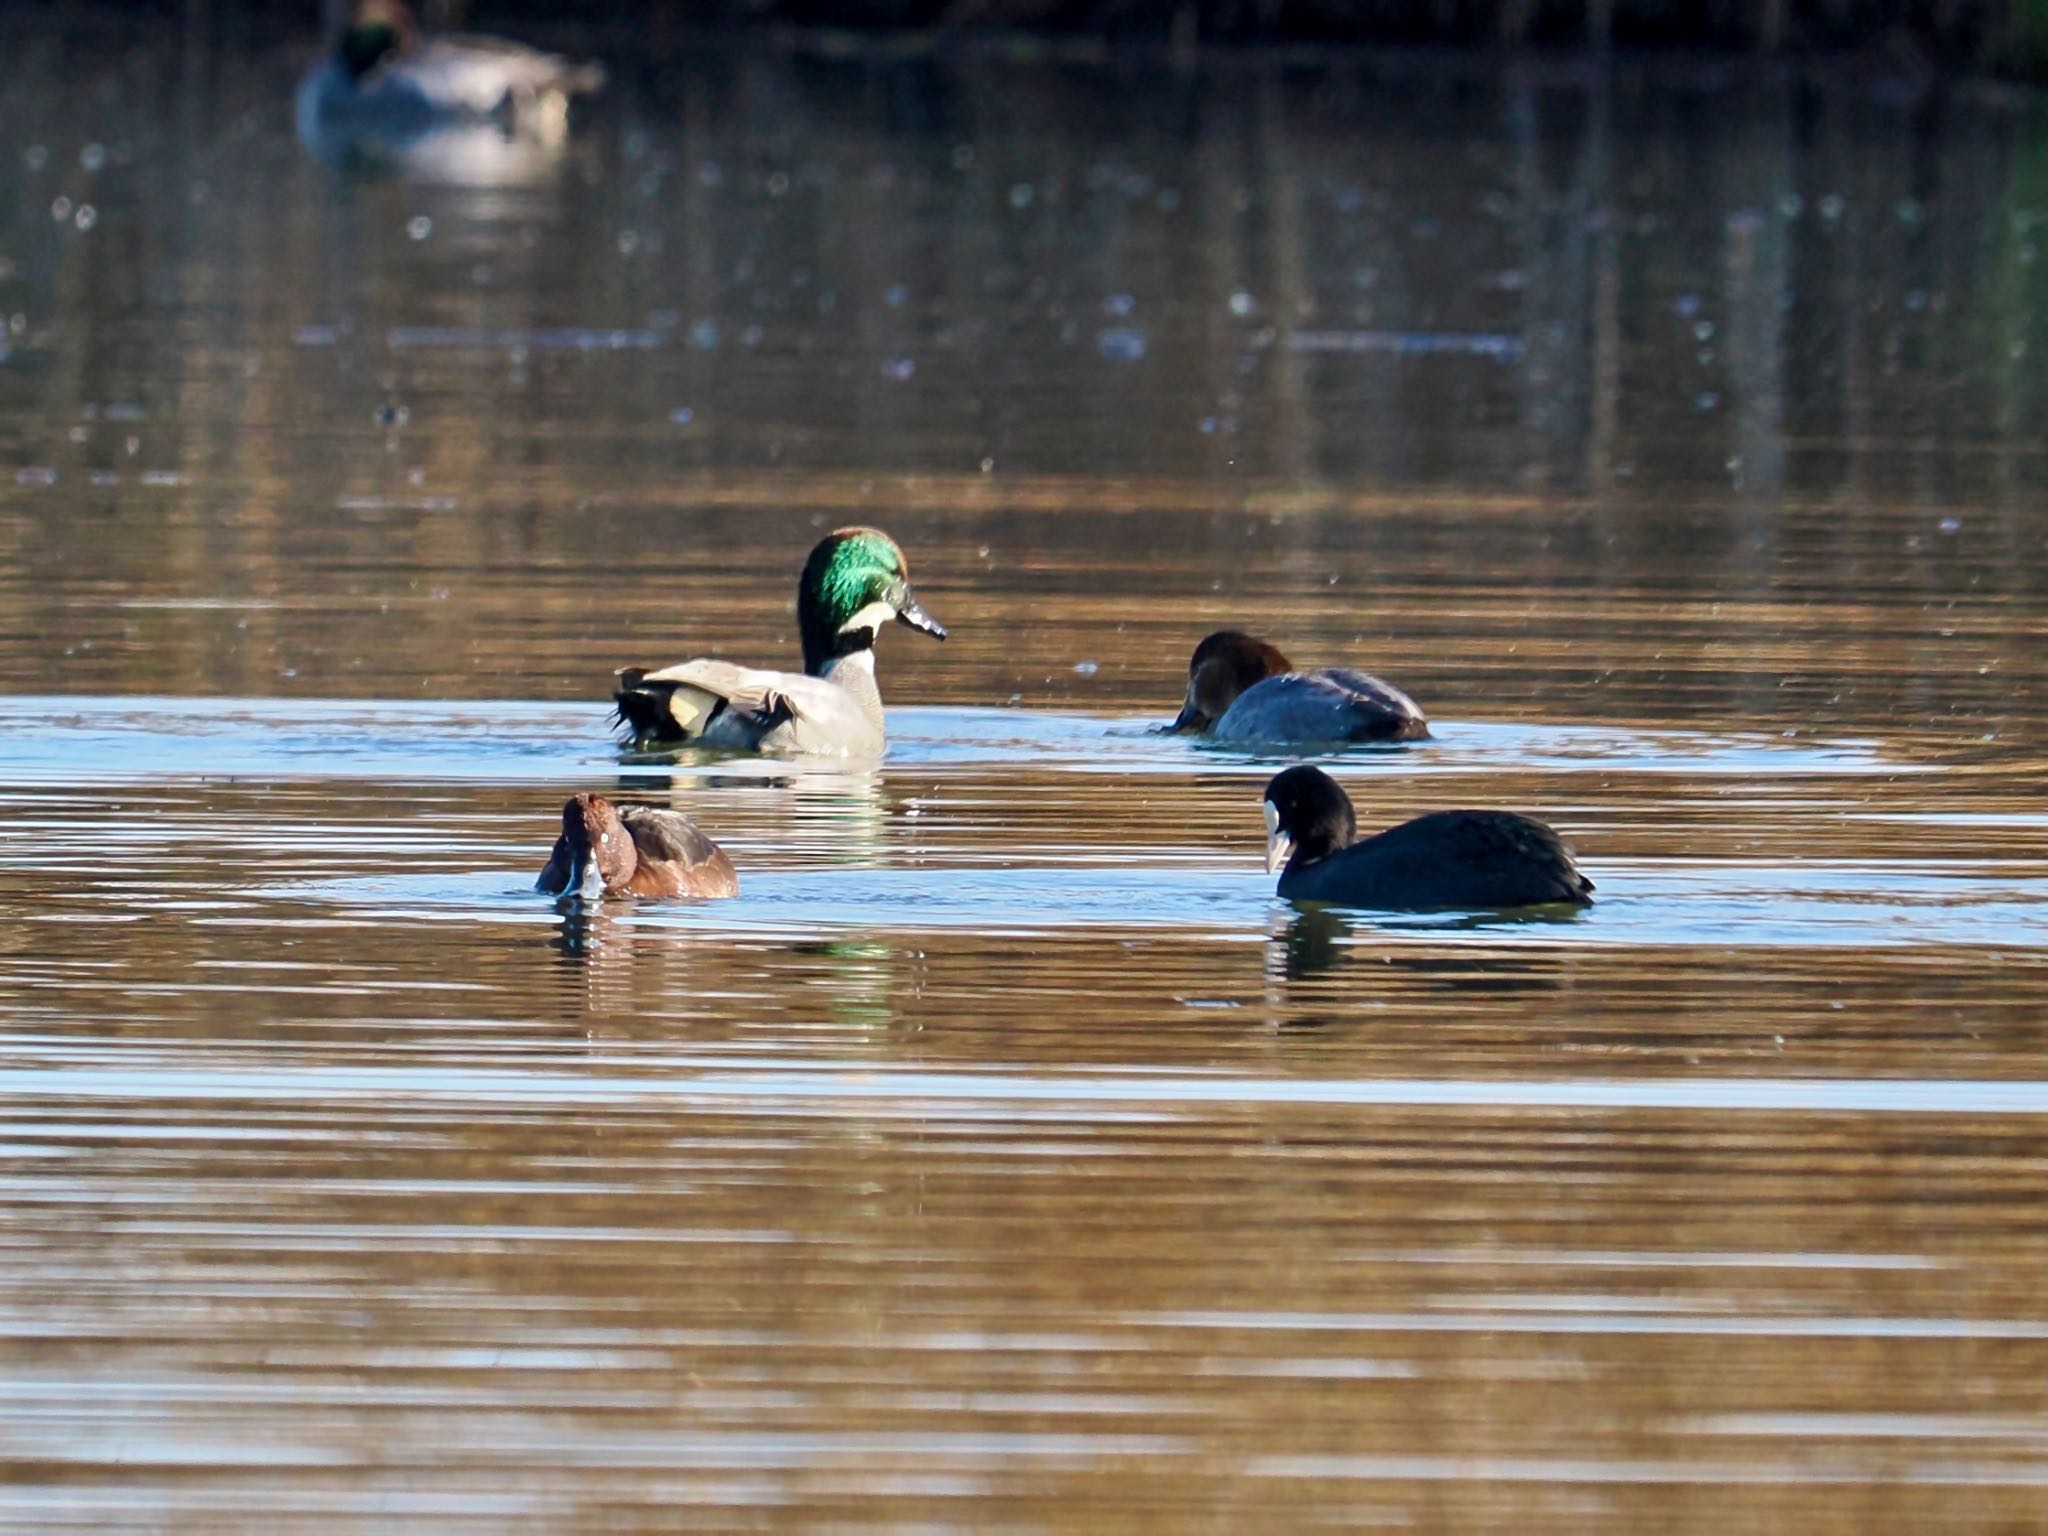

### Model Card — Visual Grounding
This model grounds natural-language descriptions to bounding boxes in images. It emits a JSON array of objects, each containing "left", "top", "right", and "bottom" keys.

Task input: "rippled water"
[{"left": 3, "top": 15, "right": 2047, "bottom": 1534}]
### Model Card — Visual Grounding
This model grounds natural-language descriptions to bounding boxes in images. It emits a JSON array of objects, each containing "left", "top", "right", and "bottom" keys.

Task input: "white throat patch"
[{"left": 838, "top": 600, "right": 899, "bottom": 637}]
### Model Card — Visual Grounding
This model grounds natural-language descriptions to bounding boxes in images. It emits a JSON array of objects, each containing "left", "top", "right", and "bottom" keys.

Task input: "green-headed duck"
[
  {"left": 1261, "top": 766, "right": 1592, "bottom": 911},
  {"left": 1172, "top": 630, "right": 1428, "bottom": 744},
  {"left": 536, "top": 794, "right": 737, "bottom": 901},
  {"left": 614, "top": 527, "right": 946, "bottom": 758}
]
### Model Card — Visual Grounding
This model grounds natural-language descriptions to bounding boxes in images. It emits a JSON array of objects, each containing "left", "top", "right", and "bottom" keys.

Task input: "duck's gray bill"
[
  {"left": 1264, "top": 830, "right": 1295, "bottom": 875},
  {"left": 896, "top": 596, "right": 947, "bottom": 640}
]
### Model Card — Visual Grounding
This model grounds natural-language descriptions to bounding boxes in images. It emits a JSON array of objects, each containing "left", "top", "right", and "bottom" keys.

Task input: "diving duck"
[
  {"left": 1260, "top": 766, "right": 1592, "bottom": 911},
  {"left": 614, "top": 527, "right": 946, "bottom": 757},
  {"left": 536, "top": 793, "right": 737, "bottom": 901},
  {"left": 298, "top": 0, "right": 605, "bottom": 136},
  {"left": 1171, "top": 630, "right": 1428, "bottom": 744}
]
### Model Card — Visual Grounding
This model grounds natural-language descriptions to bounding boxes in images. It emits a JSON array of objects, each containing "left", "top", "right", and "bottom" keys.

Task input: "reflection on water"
[
  {"left": 2, "top": 16, "right": 2047, "bottom": 1534},
  {"left": 297, "top": 114, "right": 580, "bottom": 186},
  {"left": 0, "top": 695, "right": 1915, "bottom": 783}
]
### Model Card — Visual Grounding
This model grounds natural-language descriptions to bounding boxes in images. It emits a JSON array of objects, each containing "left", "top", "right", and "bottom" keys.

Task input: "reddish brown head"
[
  {"left": 1171, "top": 631, "right": 1293, "bottom": 732},
  {"left": 558, "top": 793, "right": 636, "bottom": 898}
]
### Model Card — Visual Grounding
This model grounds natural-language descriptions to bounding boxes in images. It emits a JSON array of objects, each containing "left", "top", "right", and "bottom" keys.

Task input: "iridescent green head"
[
  {"left": 798, "top": 527, "right": 946, "bottom": 674},
  {"left": 338, "top": 0, "right": 414, "bottom": 80}
]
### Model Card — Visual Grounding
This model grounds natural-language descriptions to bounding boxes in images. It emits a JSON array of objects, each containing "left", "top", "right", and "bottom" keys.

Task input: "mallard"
[
  {"left": 298, "top": 0, "right": 604, "bottom": 137},
  {"left": 536, "top": 794, "right": 737, "bottom": 901},
  {"left": 1260, "top": 766, "right": 1592, "bottom": 911},
  {"left": 1171, "top": 630, "right": 1428, "bottom": 744},
  {"left": 613, "top": 527, "right": 946, "bottom": 757}
]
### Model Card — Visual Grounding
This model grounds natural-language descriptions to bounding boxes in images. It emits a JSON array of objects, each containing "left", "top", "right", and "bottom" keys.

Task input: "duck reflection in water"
[
  {"left": 618, "top": 760, "right": 891, "bottom": 871},
  {"left": 1269, "top": 905, "right": 1591, "bottom": 984},
  {"left": 551, "top": 913, "right": 906, "bottom": 1044},
  {"left": 552, "top": 899, "right": 620, "bottom": 962},
  {"left": 1273, "top": 906, "right": 1354, "bottom": 980}
]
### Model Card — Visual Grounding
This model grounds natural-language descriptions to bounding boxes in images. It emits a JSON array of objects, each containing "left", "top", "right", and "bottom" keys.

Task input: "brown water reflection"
[{"left": 1, "top": 16, "right": 2046, "bottom": 1535}]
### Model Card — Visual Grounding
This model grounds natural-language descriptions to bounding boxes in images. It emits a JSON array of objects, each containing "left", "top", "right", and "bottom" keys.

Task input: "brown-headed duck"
[
  {"left": 536, "top": 793, "right": 737, "bottom": 901},
  {"left": 1171, "top": 630, "right": 1428, "bottom": 745}
]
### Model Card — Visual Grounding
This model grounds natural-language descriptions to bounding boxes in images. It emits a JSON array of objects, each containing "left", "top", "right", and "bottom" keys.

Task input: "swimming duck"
[
  {"left": 536, "top": 793, "right": 737, "bottom": 900},
  {"left": 1171, "top": 630, "right": 1428, "bottom": 744},
  {"left": 1261, "top": 766, "right": 1592, "bottom": 911},
  {"left": 613, "top": 527, "right": 946, "bottom": 757},
  {"left": 298, "top": 0, "right": 605, "bottom": 137}
]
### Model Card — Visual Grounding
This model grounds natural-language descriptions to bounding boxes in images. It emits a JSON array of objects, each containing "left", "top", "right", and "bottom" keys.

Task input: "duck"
[
  {"left": 298, "top": 0, "right": 605, "bottom": 139},
  {"left": 614, "top": 527, "right": 946, "bottom": 757},
  {"left": 536, "top": 793, "right": 737, "bottom": 901},
  {"left": 1260, "top": 766, "right": 1592, "bottom": 911},
  {"left": 1170, "top": 630, "right": 1428, "bottom": 744}
]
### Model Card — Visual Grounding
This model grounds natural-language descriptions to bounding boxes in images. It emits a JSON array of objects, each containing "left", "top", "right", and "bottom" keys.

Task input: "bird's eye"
[{"left": 600, "top": 832, "right": 610, "bottom": 845}]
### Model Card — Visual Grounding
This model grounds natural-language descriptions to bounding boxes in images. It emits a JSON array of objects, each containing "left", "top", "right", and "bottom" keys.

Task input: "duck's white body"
[
  {"left": 624, "top": 651, "right": 890, "bottom": 759},
  {"left": 613, "top": 527, "right": 947, "bottom": 760},
  {"left": 298, "top": 9, "right": 603, "bottom": 160},
  {"left": 303, "top": 38, "right": 599, "bottom": 123}
]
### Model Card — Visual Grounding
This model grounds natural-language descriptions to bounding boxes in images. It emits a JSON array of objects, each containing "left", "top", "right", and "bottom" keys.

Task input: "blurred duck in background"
[{"left": 297, "top": 0, "right": 605, "bottom": 170}]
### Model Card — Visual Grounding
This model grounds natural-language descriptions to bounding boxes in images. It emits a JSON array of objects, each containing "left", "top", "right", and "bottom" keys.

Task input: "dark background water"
[
  {"left": 0, "top": 15, "right": 2045, "bottom": 1534},
  {"left": 4, "top": 24, "right": 2048, "bottom": 728},
  {"left": 44, "top": 0, "right": 2048, "bottom": 73}
]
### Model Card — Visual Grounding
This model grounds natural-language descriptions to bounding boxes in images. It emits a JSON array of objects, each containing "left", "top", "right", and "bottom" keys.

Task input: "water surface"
[{"left": 1, "top": 19, "right": 2046, "bottom": 1534}]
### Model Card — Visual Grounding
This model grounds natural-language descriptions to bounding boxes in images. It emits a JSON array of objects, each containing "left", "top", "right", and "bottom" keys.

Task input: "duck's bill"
[
  {"left": 895, "top": 595, "right": 947, "bottom": 640},
  {"left": 1168, "top": 702, "right": 1206, "bottom": 732}
]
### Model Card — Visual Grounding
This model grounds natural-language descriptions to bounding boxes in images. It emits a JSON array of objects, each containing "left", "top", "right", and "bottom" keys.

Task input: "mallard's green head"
[
  {"left": 798, "top": 527, "right": 945, "bottom": 674},
  {"left": 338, "top": 1, "right": 414, "bottom": 80}
]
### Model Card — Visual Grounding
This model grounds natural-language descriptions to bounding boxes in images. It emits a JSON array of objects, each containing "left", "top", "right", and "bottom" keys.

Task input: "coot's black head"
[
  {"left": 1172, "top": 630, "right": 1292, "bottom": 732},
  {"left": 1261, "top": 765, "right": 1356, "bottom": 874}
]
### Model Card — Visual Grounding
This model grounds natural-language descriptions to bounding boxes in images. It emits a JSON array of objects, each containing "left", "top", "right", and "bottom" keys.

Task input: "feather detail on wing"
[
  {"left": 1315, "top": 668, "right": 1427, "bottom": 724},
  {"left": 615, "top": 658, "right": 859, "bottom": 744},
  {"left": 617, "top": 805, "right": 724, "bottom": 869},
  {"left": 616, "top": 805, "right": 740, "bottom": 898},
  {"left": 1216, "top": 668, "right": 1428, "bottom": 744},
  {"left": 631, "top": 659, "right": 808, "bottom": 724}
]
